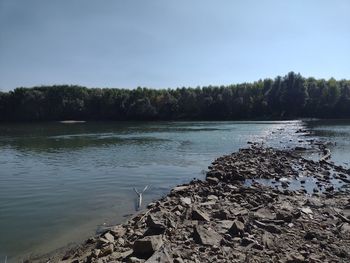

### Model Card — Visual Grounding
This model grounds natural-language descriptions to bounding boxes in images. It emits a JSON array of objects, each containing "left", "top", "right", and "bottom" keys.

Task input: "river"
[{"left": 0, "top": 120, "right": 349, "bottom": 261}]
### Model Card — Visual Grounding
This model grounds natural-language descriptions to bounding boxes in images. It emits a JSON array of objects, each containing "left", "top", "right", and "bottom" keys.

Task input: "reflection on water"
[{"left": 0, "top": 120, "right": 344, "bottom": 261}]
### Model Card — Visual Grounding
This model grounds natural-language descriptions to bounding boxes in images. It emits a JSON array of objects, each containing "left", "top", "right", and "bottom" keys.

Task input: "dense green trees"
[{"left": 0, "top": 72, "right": 349, "bottom": 121}]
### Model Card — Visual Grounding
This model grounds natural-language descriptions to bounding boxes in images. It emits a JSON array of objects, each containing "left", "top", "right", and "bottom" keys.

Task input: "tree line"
[{"left": 0, "top": 72, "right": 349, "bottom": 121}]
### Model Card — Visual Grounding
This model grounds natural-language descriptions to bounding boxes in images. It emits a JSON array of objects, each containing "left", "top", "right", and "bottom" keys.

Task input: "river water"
[{"left": 0, "top": 120, "right": 349, "bottom": 261}]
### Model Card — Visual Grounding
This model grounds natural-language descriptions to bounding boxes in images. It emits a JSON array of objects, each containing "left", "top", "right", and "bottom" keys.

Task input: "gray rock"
[
  {"left": 276, "top": 210, "right": 293, "bottom": 223},
  {"left": 103, "top": 232, "right": 115, "bottom": 243},
  {"left": 254, "top": 208, "right": 276, "bottom": 220},
  {"left": 117, "top": 237, "right": 125, "bottom": 246},
  {"left": 120, "top": 249, "right": 134, "bottom": 259},
  {"left": 340, "top": 223, "right": 350, "bottom": 234},
  {"left": 91, "top": 249, "right": 101, "bottom": 258},
  {"left": 128, "top": 257, "right": 145, "bottom": 263},
  {"left": 300, "top": 207, "right": 313, "bottom": 215},
  {"left": 180, "top": 197, "right": 191, "bottom": 206},
  {"left": 281, "top": 181, "right": 289, "bottom": 188},
  {"left": 207, "top": 176, "right": 220, "bottom": 184},
  {"left": 207, "top": 194, "right": 218, "bottom": 201},
  {"left": 304, "top": 231, "right": 317, "bottom": 240},
  {"left": 262, "top": 232, "right": 274, "bottom": 249},
  {"left": 193, "top": 225, "right": 222, "bottom": 246},
  {"left": 216, "top": 220, "right": 234, "bottom": 234},
  {"left": 191, "top": 208, "right": 210, "bottom": 221},
  {"left": 229, "top": 220, "right": 245, "bottom": 237},
  {"left": 207, "top": 170, "right": 225, "bottom": 180},
  {"left": 133, "top": 235, "right": 164, "bottom": 258},
  {"left": 241, "top": 237, "right": 255, "bottom": 246},
  {"left": 172, "top": 185, "right": 190, "bottom": 192},
  {"left": 286, "top": 252, "right": 305, "bottom": 263},
  {"left": 146, "top": 214, "right": 166, "bottom": 230},
  {"left": 110, "top": 225, "right": 126, "bottom": 237},
  {"left": 254, "top": 220, "right": 281, "bottom": 234},
  {"left": 173, "top": 258, "right": 184, "bottom": 263},
  {"left": 145, "top": 247, "right": 173, "bottom": 262},
  {"left": 100, "top": 244, "right": 114, "bottom": 257},
  {"left": 98, "top": 237, "right": 110, "bottom": 246},
  {"left": 212, "top": 209, "right": 230, "bottom": 220}
]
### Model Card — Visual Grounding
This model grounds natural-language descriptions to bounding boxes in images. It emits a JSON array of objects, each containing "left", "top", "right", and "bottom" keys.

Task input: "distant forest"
[{"left": 0, "top": 72, "right": 349, "bottom": 121}]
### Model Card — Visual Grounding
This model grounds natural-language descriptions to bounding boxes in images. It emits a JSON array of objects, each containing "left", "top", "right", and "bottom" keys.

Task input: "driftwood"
[
  {"left": 320, "top": 148, "right": 331, "bottom": 162},
  {"left": 133, "top": 185, "right": 149, "bottom": 211}
]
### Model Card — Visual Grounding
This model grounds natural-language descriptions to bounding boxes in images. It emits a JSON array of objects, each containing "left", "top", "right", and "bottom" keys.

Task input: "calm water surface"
[
  {"left": 0, "top": 120, "right": 348, "bottom": 261},
  {"left": 305, "top": 119, "right": 350, "bottom": 166}
]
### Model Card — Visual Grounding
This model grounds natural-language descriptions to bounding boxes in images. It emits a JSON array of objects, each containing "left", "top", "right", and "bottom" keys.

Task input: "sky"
[{"left": 0, "top": 0, "right": 349, "bottom": 91}]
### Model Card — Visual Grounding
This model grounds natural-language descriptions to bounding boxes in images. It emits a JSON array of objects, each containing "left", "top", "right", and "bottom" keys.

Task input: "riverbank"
[{"left": 28, "top": 141, "right": 350, "bottom": 263}]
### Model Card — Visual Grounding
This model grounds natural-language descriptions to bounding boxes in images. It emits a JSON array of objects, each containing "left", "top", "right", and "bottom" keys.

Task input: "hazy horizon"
[{"left": 1, "top": 0, "right": 349, "bottom": 91}]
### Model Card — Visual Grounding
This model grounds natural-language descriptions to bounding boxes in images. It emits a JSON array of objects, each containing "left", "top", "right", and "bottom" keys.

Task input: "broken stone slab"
[
  {"left": 172, "top": 185, "right": 191, "bottom": 193},
  {"left": 254, "top": 220, "right": 282, "bottom": 234},
  {"left": 191, "top": 207, "right": 210, "bottom": 221},
  {"left": 199, "top": 201, "right": 217, "bottom": 207},
  {"left": 254, "top": 208, "right": 276, "bottom": 220},
  {"left": 103, "top": 232, "right": 115, "bottom": 243},
  {"left": 117, "top": 237, "right": 125, "bottom": 246},
  {"left": 145, "top": 247, "right": 173, "bottom": 263},
  {"left": 216, "top": 220, "right": 234, "bottom": 234},
  {"left": 173, "top": 258, "right": 184, "bottom": 263},
  {"left": 207, "top": 195, "right": 219, "bottom": 201},
  {"left": 98, "top": 237, "right": 111, "bottom": 247},
  {"left": 241, "top": 237, "right": 255, "bottom": 246},
  {"left": 276, "top": 210, "right": 293, "bottom": 223},
  {"left": 120, "top": 249, "right": 134, "bottom": 259},
  {"left": 304, "top": 231, "right": 317, "bottom": 240},
  {"left": 146, "top": 214, "right": 166, "bottom": 231},
  {"left": 286, "top": 252, "right": 305, "bottom": 263},
  {"left": 229, "top": 220, "right": 245, "bottom": 237},
  {"left": 212, "top": 209, "right": 230, "bottom": 220},
  {"left": 262, "top": 231, "right": 275, "bottom": 249},
  {"left": 110, "top": 225, "right": 126, "bottom": 237},
  {"left": 91, "top": 249, "right": 101, "bottom": 258},
  {"left": 300, "top": 207, "right": 313, "bottom": 215},
  {"left": 128, "top": 257, "right": 145, "bottom": 263},
  {"left": 133, "top": 235, "right": 164, "bottom": 258},
  {"left": 193, "top": 225, "right": 222, "bottom": 246},
  {"left": 340, "top": 223, "right": 350, "bottom": 234},
  {"left": 100, "top": 244, "right": 114, "bottom": 257},
  {"left": 206, "top": 170, "right": 225, "bottom": 180},
  {"left": 207, "top": 176, "right": 220, "bottom": 184},
  {"left": 180, "top": 197, "right": 191, "bottom": 206}
]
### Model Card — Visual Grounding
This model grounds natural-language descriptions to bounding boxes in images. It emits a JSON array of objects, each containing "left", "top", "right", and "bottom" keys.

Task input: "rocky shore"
[{"left": 32, "top": 144, "right": 350, "bottom": 263}]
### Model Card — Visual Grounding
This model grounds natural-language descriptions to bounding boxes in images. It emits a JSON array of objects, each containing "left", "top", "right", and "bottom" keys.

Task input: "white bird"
[{"left": 133, "top": 185, "right": 149, "bottom": 210}]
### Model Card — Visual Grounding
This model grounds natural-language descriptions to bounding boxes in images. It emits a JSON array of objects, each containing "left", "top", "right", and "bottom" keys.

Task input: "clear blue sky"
[{"left": 0, "top": 0, "right": 349, "bottom": 91}]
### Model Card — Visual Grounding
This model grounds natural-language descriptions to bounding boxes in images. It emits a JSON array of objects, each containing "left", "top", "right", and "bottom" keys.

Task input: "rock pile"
[{"left": 34, "top": 145, "right": 350, "bottom": 263}]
